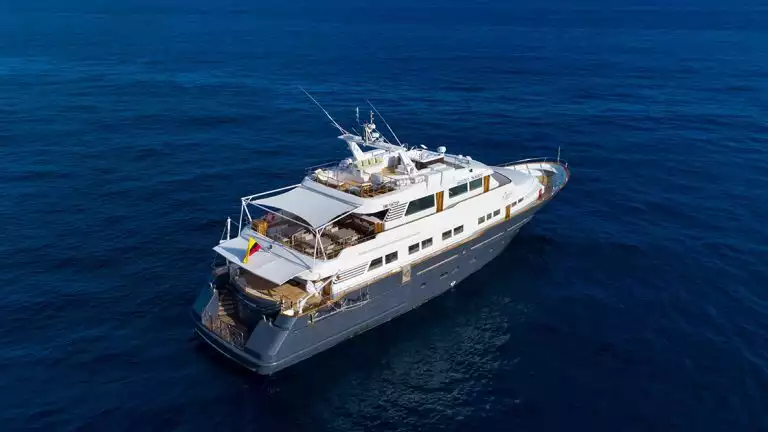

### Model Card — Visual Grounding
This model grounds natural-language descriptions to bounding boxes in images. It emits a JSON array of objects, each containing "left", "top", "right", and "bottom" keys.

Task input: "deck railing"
[
  {"left": 499, "top": 156, "right": 569, "bottom": 168},
  {"left": 201, "top": 308, "right": 246, "bottom": 350}
]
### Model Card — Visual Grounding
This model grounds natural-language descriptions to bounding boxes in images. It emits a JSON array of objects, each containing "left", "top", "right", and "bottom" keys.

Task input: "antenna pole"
[
  {"left": 366, "top": 100, "right": 403, "bottom": 147},
  {"left": 299, "top": 87, "right": 348, "bottom": 135}
]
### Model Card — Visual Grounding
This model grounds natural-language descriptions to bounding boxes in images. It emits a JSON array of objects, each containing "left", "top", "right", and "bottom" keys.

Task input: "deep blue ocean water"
[{"left": 2, "top": 0, "right": 768, "bottom": 430}]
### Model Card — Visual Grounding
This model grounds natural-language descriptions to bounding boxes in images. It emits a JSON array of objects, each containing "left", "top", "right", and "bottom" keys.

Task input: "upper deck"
[{"left": 308, "top": 148, "right": 474, "bottom": 198}]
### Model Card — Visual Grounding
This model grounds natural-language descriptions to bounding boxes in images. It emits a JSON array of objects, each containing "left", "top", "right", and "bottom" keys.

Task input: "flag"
[{"left": 243, "top": 237, "right": 261, "bottom": 263}]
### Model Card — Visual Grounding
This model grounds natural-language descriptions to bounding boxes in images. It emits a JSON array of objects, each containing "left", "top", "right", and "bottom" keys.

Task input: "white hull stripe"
[{"left": 416, "top": 254, "right": 458, "bottom": 276}]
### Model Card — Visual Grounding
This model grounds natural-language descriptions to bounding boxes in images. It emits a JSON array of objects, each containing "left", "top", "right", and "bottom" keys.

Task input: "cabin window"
[
  {"left": 442, "top": 230, "right": 452, "bottom": 240},
  {"left": 385, "top": 251, "right": 398, "bottom": 264},
  {"left": 448, "top": 183, "right": 468, "bottom": 198},
  {"left": 454, "top": 225, "right": 464, "bottom": 235},
  {"left": 469, "top": 178, "right": 483, "bottom": 191},
  {"left": 408, "top": 243, "right": 420, "bottom": 255},
  {"left": 368, "top": 257, "right": 383, "bottom": 271},
  {"left": 478, "top": 215, "right": 485, "bottom": 224},
  {"left": 493, "top": 209, "right": 501, "bottom": 217},
  {"left": 421, "top": 238, "right": 433, "bottom": 249},
  {"left": 487, "top": 212, "right": 492, "bottom": 220},
  {"left": 517, "top": 198, "right": 523, "bottom": 204},
  {"left": 405, "top": 194, "right": 435, "bottom": 216}
]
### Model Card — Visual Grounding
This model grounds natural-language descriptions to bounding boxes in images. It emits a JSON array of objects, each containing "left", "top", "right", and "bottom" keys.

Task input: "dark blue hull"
[{"left": 192, "top": 201, "right": 543, "bottom": 374}]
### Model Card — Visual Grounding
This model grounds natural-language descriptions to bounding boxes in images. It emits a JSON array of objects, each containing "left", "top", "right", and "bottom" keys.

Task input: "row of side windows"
[
  {"left": 369, "top": 224, "right": 461, "bottom": 273},
  {"left": 478, "top": 209, "right": 502, "bottom": 225},
  {"left": 403, "top": 177, "right": 486, "bottom": 220},
  {"left": 408, "top": 237, "right": 434, "bottom": 255},
  {"left": 449, "top": 178, "right": 483, "bottom": 199},
  {"left": 442, "top": 225, "right": 464, "bottom": 240},
  {"left": 368, "top": 251, "right": 399, "bottom": 271}
]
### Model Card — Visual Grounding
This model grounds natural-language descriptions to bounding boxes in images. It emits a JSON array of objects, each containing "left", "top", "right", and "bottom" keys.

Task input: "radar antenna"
[
  {"left": 299, "top": 87, "right": 349, "bottom": 135},
  {"left": 366, "top": 100, "right": 403, "bottom": 147}
]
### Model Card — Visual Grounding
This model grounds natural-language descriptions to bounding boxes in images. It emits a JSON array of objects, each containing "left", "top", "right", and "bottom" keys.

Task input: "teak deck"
[{"left": 241, "top": 272, "right": 322, "bottom": 309}]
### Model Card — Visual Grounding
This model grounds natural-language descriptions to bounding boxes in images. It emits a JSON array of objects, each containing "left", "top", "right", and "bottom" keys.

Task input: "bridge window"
[
  {"left": 405, "top": 194, "right": 435, "bottom": 216},
  {"left": 385, "top": 251, "right": 398, "bottom": 264},
  {"left": 421, "top": 238, "right": 433, "bottom": 249},
  {"left": 449, "top": 183, "right": 468, "bottom": 198},
  {"left": 442, "top": 230, "right": 452, "bottom": 240},
  {"left": 409, "top": 243, "right": 420, "bottom": 255},
  {"left": 469, "top": 178, "right": 483, "bottom": 191},
  {"left": 454, "top": 225, "right": 464, "bottom": 235},
  {"left": 368, "top": 257, "right": 383, "bottom": 271}
]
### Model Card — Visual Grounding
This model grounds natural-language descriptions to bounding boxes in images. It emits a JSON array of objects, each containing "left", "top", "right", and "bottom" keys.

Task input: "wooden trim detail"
[
  {"left": 483, "top": 175, "right": 490, "bottom": 193},
  {"left": 505, "top": 204, "right": 511, "bottom": 221},
  {"left": 435, "top": 191, "right": 444, "bottom": 213},
  {"left": 253, "top": 219, "right": 268, "bottom": 235}
]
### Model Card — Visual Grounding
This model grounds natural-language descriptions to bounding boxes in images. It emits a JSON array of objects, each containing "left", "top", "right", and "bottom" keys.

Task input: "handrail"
[
  {"left": 499, "top": 157, "right": 569, "bottom": 167},
  {"left": 201, "top": 309, "right": 246, "bottom": 349},
  {"left": 305, "top": 159, "right": 341, "bottom": 175}
]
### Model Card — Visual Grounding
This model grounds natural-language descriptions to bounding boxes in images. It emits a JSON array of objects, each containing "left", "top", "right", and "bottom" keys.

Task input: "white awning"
[
  {"left": 249, "top": 186, "right": 359, "bottom": 229},
  {"left": 214, "top": 236, "right": 308, "bottom": 285}
]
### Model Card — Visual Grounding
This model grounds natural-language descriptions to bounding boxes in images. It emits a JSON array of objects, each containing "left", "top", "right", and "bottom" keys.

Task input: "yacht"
[{"left": 191, "top": 101, "right": 570, "bottom": 374}]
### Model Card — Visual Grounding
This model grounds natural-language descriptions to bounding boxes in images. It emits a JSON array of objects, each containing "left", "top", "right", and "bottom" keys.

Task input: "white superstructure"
[{"left": 213, "top": 104, "right": 565, "bottom": 315}]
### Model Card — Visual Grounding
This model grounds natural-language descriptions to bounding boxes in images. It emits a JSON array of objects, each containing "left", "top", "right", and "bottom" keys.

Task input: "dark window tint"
[
  {"left": 421, "top": 238, "right": 433, "bottom": 249},
  {"left": 442, "top": 230, "right": 452, "bottom": 240},
  {"left": 493, "top": 209, "right": 501, "bottom": 217},
  {"left": 405, "top": 194, "right": 435, "bottom": 216},
  {"left": 454, "top": 225, "right": 464, "bottom": 235},
  {"left": 478, "top": 216, "right": 485, "bottom": 224},
  {"left": 469, "top": 178, "right": 483, "bottom": 191},
  {"left": 385, "top": 251, "right": 398, "bottom": 264},
  {"left": 408, "top": 243, "right": 420, "bottom": 254},
  {"left": 487, "top": 213, "right": 492, "bottom": 220},
  {"left": 368, "top": 257, "right": 383, "bottom": 271},
  {"left": 448, "top": 183, "right": 468, "bottom": 198}
]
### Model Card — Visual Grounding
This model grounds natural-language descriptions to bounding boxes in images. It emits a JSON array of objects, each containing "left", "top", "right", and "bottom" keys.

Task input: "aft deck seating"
[
  {"left": 237, "top": 272, "right": 317, "bottom": 309},
  {"left": 327, "top": 227, "right": 359, "bottom": 244},
  {"left": 252, "top": 210, "right": 382, "bottom": 260}
]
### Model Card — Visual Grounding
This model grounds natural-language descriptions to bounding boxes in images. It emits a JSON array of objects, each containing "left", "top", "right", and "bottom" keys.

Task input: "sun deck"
[{"left": 307, "top": 147, "right": 471, "bottom": 199}]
